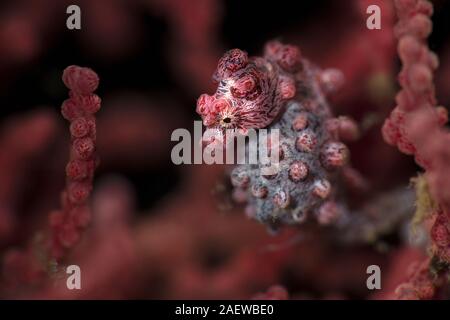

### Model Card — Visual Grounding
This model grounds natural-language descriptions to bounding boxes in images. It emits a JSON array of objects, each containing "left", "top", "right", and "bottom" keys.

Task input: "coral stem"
[{"left": 49, "top": 65, "right": 101, "bottom": 259}]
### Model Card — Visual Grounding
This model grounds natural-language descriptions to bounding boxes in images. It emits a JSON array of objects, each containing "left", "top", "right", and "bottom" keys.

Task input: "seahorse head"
[{"left": 196, "top": 42, "right": 302, "bottom": 131}]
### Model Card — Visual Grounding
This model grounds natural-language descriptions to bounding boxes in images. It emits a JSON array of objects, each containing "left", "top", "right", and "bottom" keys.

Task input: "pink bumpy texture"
[
  {"left": 382, "top": 0, "right": 444, "bottom": 165},
  {"left": 49, "top": 65, "right": 101, "bottom": 259},
  {"left": 388, "top": 0, "right": 450, "bottom": 262},
  {"left": 383, "top": 0, "right": 450, "bottom": 300},
  {"left": 197, "top": 41, "right": 359, "bottom": 229}
]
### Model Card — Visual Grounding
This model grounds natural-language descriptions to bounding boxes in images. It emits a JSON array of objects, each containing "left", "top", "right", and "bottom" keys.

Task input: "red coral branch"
[
  {"left": 48, "top": 66, "right": 101, "bottom": 260},
  {"left": 382, "top": 0, "right": 450, "bottom": 299}
]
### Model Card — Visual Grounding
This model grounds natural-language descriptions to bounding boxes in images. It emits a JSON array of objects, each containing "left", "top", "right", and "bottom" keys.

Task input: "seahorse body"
[{"left": 197, "top": 41, "right": 356, "bottom": 229}]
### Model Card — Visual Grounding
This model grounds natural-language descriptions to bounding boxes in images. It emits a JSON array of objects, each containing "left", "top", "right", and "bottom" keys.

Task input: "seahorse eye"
[{"left": 220, "top": 114, "right": 236, "bottom": 128}]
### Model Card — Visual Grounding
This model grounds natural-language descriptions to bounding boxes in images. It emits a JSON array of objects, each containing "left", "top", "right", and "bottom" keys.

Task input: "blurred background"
[{"left": 0, "top": 0, "right": 449, "bottom": 299}]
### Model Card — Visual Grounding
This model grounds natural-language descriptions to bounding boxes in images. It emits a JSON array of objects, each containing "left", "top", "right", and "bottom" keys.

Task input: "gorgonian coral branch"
[
  {"left": 48, "top": 65, "right": 101, "bottom": 259},
  {"left": 381, "top": 0, "right": 450, "bottom": 299},
  {"left": 2, "top": 66, "right": 101, "bottom": 290},
  {"left": 382, "top": 0, "right": 446, "bottom": 165}
]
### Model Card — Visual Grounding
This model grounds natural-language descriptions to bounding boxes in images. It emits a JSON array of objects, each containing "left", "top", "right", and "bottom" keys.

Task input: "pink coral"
[
  {"left": 48, "top": 66, "right": 101, "bottom": 259},
  {"left": 381, "top": 0, "right": 450, "bottom": 299},
  {"left": 2, "top": 0, "right": 450, "bottom": 302}
]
